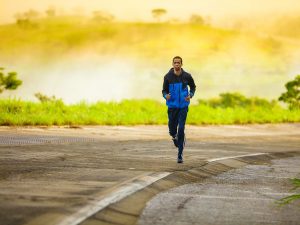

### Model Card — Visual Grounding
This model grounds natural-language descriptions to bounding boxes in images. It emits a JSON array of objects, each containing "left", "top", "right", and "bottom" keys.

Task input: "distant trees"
[
  {"left": 0, "top": 68, "right": 22, "bottom": 94},
  {"left": 14, "top": 7, "right": 59, "bottom": 28},
  {"left": 14, "top": 7, "right": 116, "bottom": 25},
  {"left": 189, "top": 14, "right": 205, "bottom": 25},
  {"left": 45, "top": 6, "right": 56, "bottom": 17},
  {"left": 150, "top": 10, "right": 210, "bottom": 24},
  {"left": 92, "top": 11, "right": 114, "bottom": 23},
  {"left": 189, "top": 14, "right": 211, "bottom": 26},
  {"left": 12, "top": 6, "right": 213, "bottom": 27},
  {"left": 24, "top": 9, "right": 40, "bottom": 20},
  {"left": 14, "top": 9, "right": 39, "bottom": 28},
  {"left": 151, "top": 8, "right": 167, "bottom": 22},
  {"left": 279, "top": 75, "right": 300, "bottom": 109}
]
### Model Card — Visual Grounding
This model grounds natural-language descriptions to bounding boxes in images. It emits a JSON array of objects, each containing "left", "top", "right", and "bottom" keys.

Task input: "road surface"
[{"left": 0, "top": 124, "right": 299, "bottom": 225}]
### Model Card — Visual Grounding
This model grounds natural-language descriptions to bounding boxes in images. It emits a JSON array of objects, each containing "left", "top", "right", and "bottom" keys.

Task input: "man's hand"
[
  {"left": 185, "top": 95, "right": 191, "bottom": 102},
  {"left": 166, "top": 94, "right": 171, "bottom": 100}
]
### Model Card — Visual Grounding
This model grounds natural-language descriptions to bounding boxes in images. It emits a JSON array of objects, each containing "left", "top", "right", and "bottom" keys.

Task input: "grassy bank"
[{"left": 0, "top": 98, "right": 299, "bottom": 126}]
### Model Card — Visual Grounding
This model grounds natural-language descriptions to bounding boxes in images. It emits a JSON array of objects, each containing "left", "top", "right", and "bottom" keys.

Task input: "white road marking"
[
  {"left": 57, "top": 152, "right": 269, "bottom": 225},
  {"left": 208, "top": 153, "right": 267, "bottom": 162},
  {"left": 166, "top": 193, "right": 275, "bottom": 201},
  {"left": 56, "top": 172, "right": 170, "bottom": 225}
]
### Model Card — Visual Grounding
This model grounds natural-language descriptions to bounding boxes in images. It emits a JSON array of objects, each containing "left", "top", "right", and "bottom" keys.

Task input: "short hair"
[{"left": 172, "top": 56, "right": 183, "bottom": 64}]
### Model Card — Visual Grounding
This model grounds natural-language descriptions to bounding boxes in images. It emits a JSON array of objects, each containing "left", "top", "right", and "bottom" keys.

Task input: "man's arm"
[
  {"left": 188, "top": 74, "right": 196, "bottom": 98},
  {"left": 162, "top": 76, "right": 169, "bottom": 99}
]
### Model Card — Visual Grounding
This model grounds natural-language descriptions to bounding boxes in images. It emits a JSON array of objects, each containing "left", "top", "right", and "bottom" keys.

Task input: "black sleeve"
[
  {"left": 162, "top": 75, "right": 169, "bottom": 99},
  {"left": 188, "top": 74, "right": 196, "bottom": 97}
]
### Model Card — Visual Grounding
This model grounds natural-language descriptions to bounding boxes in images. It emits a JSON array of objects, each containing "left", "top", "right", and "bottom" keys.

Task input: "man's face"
[{"left": 173, "top": 58, "right": 182, "bottom": 71}]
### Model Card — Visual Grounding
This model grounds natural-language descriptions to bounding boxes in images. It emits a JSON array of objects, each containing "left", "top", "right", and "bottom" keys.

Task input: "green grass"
[
  {"left": 276, "top": 178, "right": 300, "bottom": 206},
  {"left": 0, "top": 98, "right": 299, "bottom": 126}
]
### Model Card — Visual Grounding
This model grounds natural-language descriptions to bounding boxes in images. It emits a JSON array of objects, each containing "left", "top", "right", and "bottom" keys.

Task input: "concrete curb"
[{"left": 77, "top": 151, "right": 300, "bottom": 225}]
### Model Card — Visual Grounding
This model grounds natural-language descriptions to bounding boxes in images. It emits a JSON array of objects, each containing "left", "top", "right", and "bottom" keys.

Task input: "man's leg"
[
  {"left": 168, "top": 108, "right": 179, "bottom": 147},
  {"left": 177, "top": 107, "right": 188, "bottom": 163}
]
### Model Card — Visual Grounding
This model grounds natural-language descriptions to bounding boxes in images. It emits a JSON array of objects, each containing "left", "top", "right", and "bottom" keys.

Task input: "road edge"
[{"left": 74, "top": 151, "right": 300, "bottom": 225}]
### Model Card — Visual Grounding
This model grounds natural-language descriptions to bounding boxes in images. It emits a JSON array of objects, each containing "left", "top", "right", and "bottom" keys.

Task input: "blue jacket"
[{"left": 162, "top": 68, "right": 196, "bottom": 108}]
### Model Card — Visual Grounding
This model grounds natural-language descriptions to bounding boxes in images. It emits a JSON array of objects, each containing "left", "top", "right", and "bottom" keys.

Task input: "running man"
[{"left": 162, "top": 56, "right": 196, "bottom": 163}]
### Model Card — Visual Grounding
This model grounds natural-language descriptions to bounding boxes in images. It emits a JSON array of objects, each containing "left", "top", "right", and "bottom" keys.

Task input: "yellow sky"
[{"left": 1, "top": 0, "right": 300, "bottom": 24}]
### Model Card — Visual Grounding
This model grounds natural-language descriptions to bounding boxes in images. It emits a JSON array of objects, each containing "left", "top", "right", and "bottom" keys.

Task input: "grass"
[
  {"left": 0, "top": 98, "right": 299, "bottom": 126},
  {"left": 276, "top": 178, "right": 300, "bottom": 206}
]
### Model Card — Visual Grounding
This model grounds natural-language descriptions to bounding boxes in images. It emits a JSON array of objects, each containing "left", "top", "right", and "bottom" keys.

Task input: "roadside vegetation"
[
  {"left": 1, "top": 12, "right": 299, "bottom": 100},
  {"left": 0, "top": 68, "right": 22, "bottom": 94},
  {"left": 0, "top": 13, "right": 299, "bottom": 126},
  {"left": 0, "top": 92, "right": 299, "bottom": 126},
  {"left": 277, "top": 178, "right": 300, "bottom": 206},
  {"left": 1, "top": 74, "right": 298, "bottom": 126}
]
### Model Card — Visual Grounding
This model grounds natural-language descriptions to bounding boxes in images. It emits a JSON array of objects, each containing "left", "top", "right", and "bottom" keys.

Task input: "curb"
[{"left": 76, "top": 151, "right": 300, "bottom": 225}]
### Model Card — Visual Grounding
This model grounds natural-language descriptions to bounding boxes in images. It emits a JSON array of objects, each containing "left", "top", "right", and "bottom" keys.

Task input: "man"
[{"left": 162, "top": 56, "right": 196, "bottom": 163}]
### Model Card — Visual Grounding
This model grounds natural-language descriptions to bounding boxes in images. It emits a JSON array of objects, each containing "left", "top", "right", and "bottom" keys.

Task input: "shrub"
[
  {"left": 198, "top": 92, "right": 277, "bottom": 108},
  {"left": 279, "top": 75, "right": 300, "bottom": 109}
]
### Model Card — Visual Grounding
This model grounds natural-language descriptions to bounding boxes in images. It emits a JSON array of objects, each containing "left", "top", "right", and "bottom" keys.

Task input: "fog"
[
  {"left": 1, "top": 54, "right": 164, "bottom": 103},
  {"left": 1, "top": 1, "right": 300, "bottom": 103},
  {"left": 2, "top": 47, "right": 299, "bottom": 103},
  {"left": 1, "top": 0, "right": 300, "bottom": 24}
]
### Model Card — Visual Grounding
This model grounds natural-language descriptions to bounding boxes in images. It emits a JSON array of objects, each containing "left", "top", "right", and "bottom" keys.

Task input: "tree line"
[{"left": 13, "top": 7, "right": 210, "bottom": 28}]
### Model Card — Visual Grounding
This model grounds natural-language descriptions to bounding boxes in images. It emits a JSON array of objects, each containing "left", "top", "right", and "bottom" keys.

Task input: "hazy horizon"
[
  {"left": 1, "top": 0, "right": 300, "bottom": 25},
  {"left": 1, "top": 1, "right": 300, "bottom": 103}
]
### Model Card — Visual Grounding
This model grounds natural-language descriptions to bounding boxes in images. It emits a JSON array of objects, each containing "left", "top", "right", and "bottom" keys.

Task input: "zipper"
[{"left": 179, "top": 83, "right": 181, "bottom": 107}]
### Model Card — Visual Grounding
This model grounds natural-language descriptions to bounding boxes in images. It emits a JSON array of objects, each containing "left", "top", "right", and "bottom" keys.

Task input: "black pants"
[{"left": 168, "top": 107, "right": 188, "bottom": 158}]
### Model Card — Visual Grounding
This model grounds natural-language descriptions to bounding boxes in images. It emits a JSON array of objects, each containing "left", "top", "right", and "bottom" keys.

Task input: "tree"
[
  {"left": 151, "top": 8, "right": 167, "bottom": 22},
  {"left": 46, "top": 6, "right": 56, "bottom": 17},
  {"left": 189, "top": 14, "right": 205, "bottom": 25},
  {"left": 278, "top": 75, "right": 300, "bottom": 109},
  {"left": 24, "top": 9, "right": 40, "bottom": 20},
  {"left": 14, "top": 9, "right": 39, "bottom": 28},
  {"left": 0, "top": 68, "right": 22, "bottom": 94},
  {"left": 92, "top": 11, "right": 114, "bottom": 23}
]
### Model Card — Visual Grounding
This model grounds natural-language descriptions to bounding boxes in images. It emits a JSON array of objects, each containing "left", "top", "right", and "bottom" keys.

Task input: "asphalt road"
[
  {"left": 0, "top": 124, "right": 299, "bottom": 225},
  {"left": 139, "top": 156, "right": 300, "bottom": 225}
]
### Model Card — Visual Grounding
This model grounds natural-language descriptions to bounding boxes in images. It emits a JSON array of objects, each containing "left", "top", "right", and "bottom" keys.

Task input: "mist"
[
  {"left": 1, "top": 6, "right": 300, "bottom": 103},
  {"left": 2, "top": 0, "right": 300, "bottom": 24},
  {"left": 2, "top": 44, "right": 298, "bottom": 103},
  {"left": 1, "top": 55, "right": 162, "bottom": 103}
]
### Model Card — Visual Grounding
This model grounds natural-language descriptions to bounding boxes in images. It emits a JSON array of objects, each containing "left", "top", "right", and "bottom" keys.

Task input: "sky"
[{"left": 1, "top": 0, "right": 300, "bottom": 24}]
